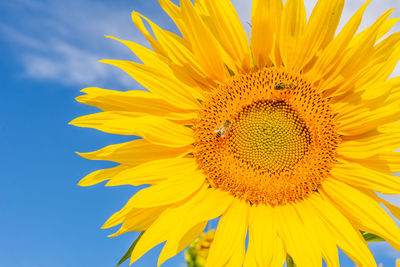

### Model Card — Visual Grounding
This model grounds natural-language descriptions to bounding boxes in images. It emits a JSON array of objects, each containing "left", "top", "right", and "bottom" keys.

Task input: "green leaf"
[
  {"left": 286, "top": 254, "right": 297, "bottom": 267},
  {"left": 361, "top": 231, "right": 385, "bottom": 243},
  {"left": 116, "top": 231, "right": 145, "bottom": 267}
]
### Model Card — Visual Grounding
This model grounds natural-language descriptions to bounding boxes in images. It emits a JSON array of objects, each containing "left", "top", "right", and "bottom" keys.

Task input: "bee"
[
  {"left": 274, "top": 82, "right": 296, "bottom": 90},
  {"left": 214, "top": 120, "right": 231, "bottom": 138}
]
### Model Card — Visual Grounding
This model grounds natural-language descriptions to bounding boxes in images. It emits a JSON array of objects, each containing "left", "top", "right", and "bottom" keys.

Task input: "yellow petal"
[
  {"left": 294, "top": 0, "right": 344, "bottom": 71},
  {"left": 178, "top": 0, "right": 228, "bottom": 82},
  {"left": 243, "top": 247, "right": 257, "bottom": 267},
  {"left": 128, "top": 169, "right": 204, "bottom": 208},
  {"left": 333, "top": 9, "right": 393, "bottom": 79},
  {"left": 206, "top": 199, "right": 248, "bottom": 267},
  {"left": 106, "top": 157, "right": 196, "bottom": 186},
  {"left": 77, "top": 139, "right": 191, "bottom": 166},
  {"left": 373, "top": 194, "right": 400, "bottom": 223},
  {"left": 349, "top": 11, "right": 397, "bottom": 48},
  {"left": 307, "top": 0, "right": 371, "bottom": 81},
  {"left": 309, "top": 190, "right": 376, "bottom": 266},
  {"left": 299, "top": 198, "right": 340, "bottom": 267},
  {"left": 102, "top": 195, "right": 168, "bottom": 229},
  {"left": 251, "top": 0, "right": 282, "bottom": 67},
  {"left": 331, "top": 160, "right": 400, "bottom": 194},
  {"left": 104, "top": 205, "right": 168, "bottom": 234},
  {"left": 70, "top": 113, "right": 193, "bottom": 147},
  {"left": 324, "top": 179, "right": 400, "bottom": 252},
  {"left": 130, "top": 9, "right": 163, "bottom": 54},
  {"left": 76, "top": 87, "right": 191, "bottom": 115},
  {"left": 157, "top": 221, "right": 207, "bottom": 267},
  {"left": 78, "top": 164, "right": 129, "bottom": 186},
  {"left": 379, "top": 152, "right": 400, "bottom": 172},
  {"left": 275, "top": 204, "right": 321, "bottom": 267},
  {"left": 370, "top": 31, "right": 400, "bottom": 68},
  {"left": 158, "top": 0, "right": 180, "bottom": 24},
  {"left": 105, "top": 36, "right": 168, "bottom": 75},
  {"left": 156, "top": 186, "right": 233, "bottom": 266},
  {"left": 105, "top": 35, "right": 206, "bottom": 100},
  {"left": 376, "top": 18, "right": 400, "bottom": 40},
  {"left": 342, "top": 39, "right": 400, "bottom": 100},
  {"left": 340, "top": 150, "right": 400, "bottom": 173},
  {"left": 338, "top": 133, "right": 400, "bottom": 158},
  {"left": 225, "top": 236, "right": 246, "bottom": 267},
  {"left": 320, "top": 10, "right": 393, "bottom": 99},
  {"left": 130, "top": 185, "right": 233, "bottom": 264},
  {"left": 132, "top": 12, "right": 211, "bottom": 87},
  {"left": 159, "top": 0, "right": 238, "bottom": 78},
  {"left": 246, "top": 205, "right": 285, "bottom": 267},
  {"left": 199, "top": 0, "right": 251, "bottom": 71},
  {"left": 279, "top": 0, "right": 307, "bottom": 70},
  {"left": 99, "top": 59, "right": 200, "bottom": 110},
  {"left": 158, "top": 0, "right": 230, "bottom": 81},
  {"left": 362, "top": 76, "right": 400, "bottom": 101},
  {"left": 337, "top": 102, "right": 400, "bottom": 136}
]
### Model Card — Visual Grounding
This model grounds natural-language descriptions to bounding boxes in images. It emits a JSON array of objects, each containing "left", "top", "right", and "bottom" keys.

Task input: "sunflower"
[
  {"left": 185, "top": 229, "right": 215, "bottom": 266},
  {"left": 71, "top": 0, "right": 400, "bottom": 266}
]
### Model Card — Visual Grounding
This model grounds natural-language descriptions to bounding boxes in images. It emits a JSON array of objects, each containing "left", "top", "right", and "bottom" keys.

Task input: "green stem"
[{"left": 286, "top": 254, "right": 296, "bottom": 267}]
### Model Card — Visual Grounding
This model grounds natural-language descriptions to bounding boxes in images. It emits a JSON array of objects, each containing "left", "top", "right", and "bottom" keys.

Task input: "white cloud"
[
  {"left": 1, "top": 0, "right": 157, "bottom": 89},
  {"left": 20, "top": 41, "right": 125, "bottom": 86}
]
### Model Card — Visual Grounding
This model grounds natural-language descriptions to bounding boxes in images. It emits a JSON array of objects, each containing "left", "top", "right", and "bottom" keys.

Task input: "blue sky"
[{"left": 1, "top": 0, "right": 400, "bottom": 266}]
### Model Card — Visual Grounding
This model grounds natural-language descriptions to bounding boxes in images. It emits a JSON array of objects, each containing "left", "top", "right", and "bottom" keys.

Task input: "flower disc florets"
[{"left": 194, "top": 67, "right": 340, "bottom": 206}]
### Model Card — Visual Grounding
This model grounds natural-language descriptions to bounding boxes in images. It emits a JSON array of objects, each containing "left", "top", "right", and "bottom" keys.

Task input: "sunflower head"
[
  {"left": 71, "top": 0, "right": 400, "bottom": 266},
  {"left": 193, "top": 67, "right": 340, "bottom": 206}
]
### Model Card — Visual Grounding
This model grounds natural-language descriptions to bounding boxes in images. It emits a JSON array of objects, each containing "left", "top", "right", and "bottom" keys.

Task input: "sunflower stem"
[
  {"left": 286, "top": 254, "right": 296, "bottom": 267},
  {"left": 115, "top": 231, "right": 144, "bottom": 267}
]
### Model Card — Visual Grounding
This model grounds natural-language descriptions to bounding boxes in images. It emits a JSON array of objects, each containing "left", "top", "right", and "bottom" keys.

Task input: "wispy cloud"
[
  {"left": 0, "top": 0, "right": 156, "bottom": 89},
  {"left": 20, "top": 41, "right": 114, "bottom": 85}
]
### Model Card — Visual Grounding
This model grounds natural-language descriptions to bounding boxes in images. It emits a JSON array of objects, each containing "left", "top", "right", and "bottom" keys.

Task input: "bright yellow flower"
[
  {"left": 185, "top": 230, "right": 215, "bottom": 267},
  {"left": 71, "top": 0, "right": 400, "bottom": 266}
]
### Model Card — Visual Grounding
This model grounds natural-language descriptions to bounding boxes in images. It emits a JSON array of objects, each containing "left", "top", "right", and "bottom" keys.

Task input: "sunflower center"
[
  {"left": 193, "top": 67, "right": 340, "bottom": 206},
  {"left": 229, "top": 100, "right": 311, "bottom": 172}
]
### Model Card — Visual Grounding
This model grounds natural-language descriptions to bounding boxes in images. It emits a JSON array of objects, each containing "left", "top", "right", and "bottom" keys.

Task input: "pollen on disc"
[{"left": 193, "top": 67, "right": 340, "bottom": 206}]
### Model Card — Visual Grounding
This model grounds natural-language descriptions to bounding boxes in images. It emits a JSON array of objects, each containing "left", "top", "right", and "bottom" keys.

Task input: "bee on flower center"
[
  {"left": 274, "top": 82, "right": 296, "bottom": 90},
  {"left": 214, "top": 120, "right": 231, "bottom": 138}
]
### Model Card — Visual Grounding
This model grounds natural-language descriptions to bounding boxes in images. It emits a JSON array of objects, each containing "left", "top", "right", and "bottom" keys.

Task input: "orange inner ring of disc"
[{"left": 193, "top": 67, "right": 340, "bottom": 206}]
